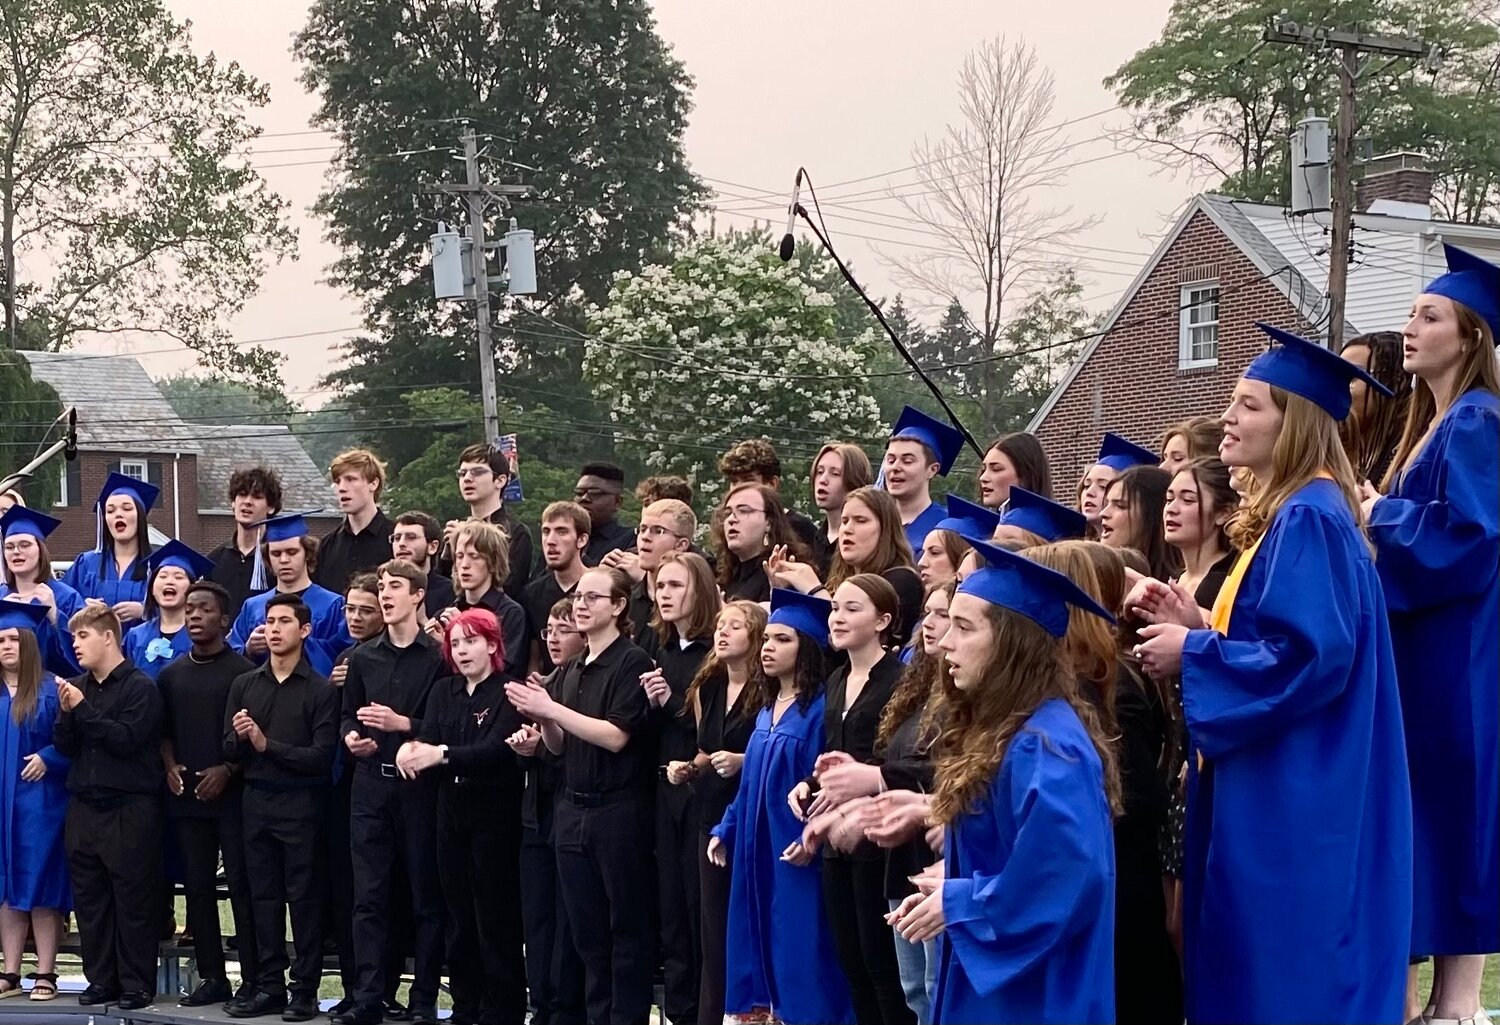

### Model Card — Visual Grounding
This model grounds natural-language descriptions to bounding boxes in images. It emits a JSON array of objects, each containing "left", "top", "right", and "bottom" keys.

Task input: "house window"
[
  {"left": 118, "top": 459, "right": 148, "bottom": 481},
  {"left": 1179, "top": 282, "right": 1220, "bottom": 369}
]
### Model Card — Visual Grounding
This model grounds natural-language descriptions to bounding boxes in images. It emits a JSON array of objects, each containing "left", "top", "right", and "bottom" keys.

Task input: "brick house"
[
  {"left": 21, "top": 351, "right": 338, "bottom": 560},
  {"left": 1029, "top": 155, "right": 1500, "bottom": 490}
]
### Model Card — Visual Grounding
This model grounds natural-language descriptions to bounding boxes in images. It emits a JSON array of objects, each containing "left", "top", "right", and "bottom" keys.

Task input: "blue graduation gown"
[
  {"left": 0, "top": 680, "right": 71, "bottom": 911},
  {"left": 903, "top": 501, "right": 947, "bottom": 556},
  {"left": 0, "top": 581, "right": 86, "bottom": 679},
  {"left": 123, "top": 619, "right": 192, "bottom": 682},
  {"left": 931, "top": 699, "right": 1115, "bottom": 1025},
  {"left": 62, "top": 549, "right": 148, "bottom": 607},
  {"left": 711, "top": 692, "right": 855, "bottom": 1025},
  {"left": 1179, "top": 478, "right": 1412, "bottom": 1024},
  {"left": 229, "top": 585, "right": 351, "bottom": 678},
  {"left": 1368, "top": 388, "right": 1500, "bottom": 956}
]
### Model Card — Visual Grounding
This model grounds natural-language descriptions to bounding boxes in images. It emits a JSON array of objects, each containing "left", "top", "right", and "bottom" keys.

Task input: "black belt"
[
  {"left": 244, "top": 778, "right": 323, "bottom": 794},
  {"left": 562, "top": 787, "right": 639, "bottom": 808},
  {"left": 355, "top": 761, "right": 400, "bottom": 779}
]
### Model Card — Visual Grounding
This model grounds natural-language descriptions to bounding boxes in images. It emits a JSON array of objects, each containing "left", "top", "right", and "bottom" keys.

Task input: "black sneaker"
[
  {"left": 383, "top": 999, "right": 409, "bottom": 1022},
  {"left": 407, "top": 1007, "right": 438, "bottom": 1025},
  {"left": 282, "top": 993, "right": 319, "bottom": 1022},
  {"left": 331, "top": 1006, "right": 382, "bottom": 1025},
  {"left": 226, "top": 989, "right": 288, "bottom": 1018},
  {"left": 117, "top": 991, "right": 156, "bottom": 1011},
  {"left": 78, "top": 984, "right": 119, "bottom": 1006},
  {"left": 182, "top": 979, "right": 233, "bottom": 1007}
]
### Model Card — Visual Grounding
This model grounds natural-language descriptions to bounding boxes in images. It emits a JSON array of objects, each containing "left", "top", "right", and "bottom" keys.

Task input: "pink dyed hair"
[{"left": 442, "top": 607, "right": 505, "bottom": 674}]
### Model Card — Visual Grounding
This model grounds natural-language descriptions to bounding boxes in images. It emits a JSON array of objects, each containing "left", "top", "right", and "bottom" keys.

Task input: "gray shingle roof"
[
  {"left": 196, "top": 425, "right": 336, "bottom": 517},
  {"left": 20, "top": 351, "right": 205, "bottom": 455}
]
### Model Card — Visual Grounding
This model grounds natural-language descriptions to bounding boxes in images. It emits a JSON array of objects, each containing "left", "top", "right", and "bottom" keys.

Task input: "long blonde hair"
[
  {"left": 1381, "top": 305, "right": 1500, "bottom": 490},
  {"left": 683, "top": 601, "right": 768, "bottom": 723},
  {"left": 931, "top": 601, "right": 1120, "bottom": 824},
  {"left": 1228, "top": 386, "right": 1365, "bottom": 551}
]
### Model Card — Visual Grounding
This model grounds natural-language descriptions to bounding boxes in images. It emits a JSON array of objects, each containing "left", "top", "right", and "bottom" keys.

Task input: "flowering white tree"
[{"left": 584, "top": 237, "right": 886, "bottom": 497}]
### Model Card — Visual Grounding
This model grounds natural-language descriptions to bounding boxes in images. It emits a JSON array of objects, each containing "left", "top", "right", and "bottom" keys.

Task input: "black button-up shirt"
[
  {"left": 340, "top": 630, "right": 445, "bottom": 765},
  {"left": 653, "top": 632, "right": 710, "bottom": 764},
  {"left": 724, "top": 552, "right": 771, "bottom": 604},
  {"left": 417, "top": 671, "right": 524, "bottom": 788},
  {"left": 53, "top": 658, "right": 164, "bottom": 802},
  {"left": 582, "top": 518, "right": 635, "bottom": 568},
  {"left": 522, "top": 572, "right": 576, "bottom": 674},
  {"left": 452, "top": 586, "right": 528, "bottom": 678},
  {"left": 159, "top": 647, "right": 256, "bottom": 817},
  {"left": 223, "top": 657, "right": 339, "bottom": 788},
  {"left": 548, "top": 634, "right": 654, "bottom": 796},
  {"left": 315, "top": 508, "right": 396, "bottom": 596},
  {"left": 208, "top": 537, "right": 267, "bottom": 618},
  {"left": 423, "top": 569, "right": 456, "bottom": 619}
]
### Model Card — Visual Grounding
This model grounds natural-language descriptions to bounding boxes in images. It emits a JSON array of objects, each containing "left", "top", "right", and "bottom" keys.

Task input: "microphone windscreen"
[{"left": 778, "top": 233, "right": 795, "bottom": 262}]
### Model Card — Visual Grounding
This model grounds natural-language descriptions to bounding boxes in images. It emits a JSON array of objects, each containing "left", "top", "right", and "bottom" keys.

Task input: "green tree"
[
  {"left": 992, "top": 269, "right": 1095, "bottom": 431},
  {"left": 1106, "top": 0, "right": 1499, "bottom": 220},
  {"left": 157, "top": 374, "right": 295, "bottom": 427},
  {"left": 0, "top": 320, "right": 63, "bottom": 499},
  {"left": 0, "top": 0, "right": 297, "bottom": 377},
  {"left": 293, "top": 0, "right": 708, "bottom": 474}
]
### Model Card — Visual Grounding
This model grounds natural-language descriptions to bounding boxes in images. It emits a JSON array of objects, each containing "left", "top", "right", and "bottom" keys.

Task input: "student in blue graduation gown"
[
  {"left": 0, "top": 507, "right": 85, "bottom": 679},
  {"left": 882, "top": 407, "right": 965, "bottom": 555},
  {"left": 1078, "top": 434, "right": 1156, "bottom": 536},
  {"left": 1134, "top": 322, "right": 1413, "bottom": 1025},
  {"left": 229, "top": 514, "right": 351, "bottom": 677},
  {"left": 0, "top": 602, "right": 71, "bottom": 1002},
  {"left": 124, "top": 541, "right": 214, "bottom": 682},
  {"left": 890, "top": 540, "right": 1118, "bottom": 1025},
  {"left": 708, "top": 589, "right": 854, "bottom": 1025},
  {"left": 62, "top": 472, "right": 159, "bottom": 626},
  {"left": 1361, "top": 245, "right": 1500, "bottom": 1021}
]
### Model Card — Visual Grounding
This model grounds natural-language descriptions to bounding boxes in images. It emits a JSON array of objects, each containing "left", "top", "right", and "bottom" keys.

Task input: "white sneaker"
[{"left": 1426, "top": 1013, "right": 1494, "bottom": 1025}]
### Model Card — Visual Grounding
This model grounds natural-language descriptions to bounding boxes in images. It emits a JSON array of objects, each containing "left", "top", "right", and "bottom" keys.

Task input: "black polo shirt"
[
  {"left": 653, "top": 631, "right": 710, "bottom": 765},
  {"left": 314, "top": 508, "right": 396, "bottom": 596},
  {"left": 582, "top": 518, "right": 635, "bottom": 568},
  {"left": 547, "top": 634, "right": 654, "bottom": 797},
  {"left": 522, "top": 571, "right": 578, "bottom": 674},
  {"left": 437, "top": 506, "right": 534, "bottom": 602},
  {"left": 724, "top": 552, "right": 770, "bottom": 604},
  {"left": 452, "top": 586, "right": 528, "bottom": 678},
  {"left": 159, "top": 646, "right": 255, "bottom": 817},
  {"left": 340, "top": 629, "right": 446, "bottom": 765},
  {"left": 417, "top": 671, "right": 524, "bottom": 788},
  {"left": 223, "top": 657, "right": 339, "bottom": 789},
  {"left": 53, "top": 658, "right": 164, "bottom": 802},
  {"left": 208, "top": 537, "right": 267, "bottom": 618},
  {"left": 423, "top": 569, "right": 456, "bottom": 618}
]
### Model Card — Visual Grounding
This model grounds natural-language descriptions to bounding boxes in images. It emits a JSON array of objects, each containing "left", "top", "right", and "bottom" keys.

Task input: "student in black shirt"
[
  {"left": 390, "top": 511, "right": 455, "bottom": 617},
  {"left": 223, "top": 594, "right": 339, "bottom": 1022},
  {"left": 574, "top": 462, "right": 635, "bottom": 567},
  {"left": 316, "top": 449, "right": 395, "bottom": 596},
  {"left": 397, "top": 607, "right": 526, "bottom": 1025},
  {"left": 522, "top": 501, "right": 590, "bottom": 674},
  {"left": 809, "top": 443, "right": 875, "bottom": 580},
  {"left": 336, "top": 561, "right": 447, "bottom": 1025},
  {"left": 639, "top": 552, "right": 721, "bottom": 1025},
  {"left": 505, "top": 566, "right": 656, "bottom": 1025},
  {"left": 712, "top": 483, "right": 809, "bottom": 604},
  {"left": 432, "top": 521, "right": 526, "bottom": 678},
  {"left": 208, "top": 465, "right": 283, "bottom": 617},
  {"left": 158, "top": 581, "right": 258, "bottom": 1008},
  {"left": 439, "top": 443, "right": 533, "bottom": 600},
  {"left": 718, "top": 438, "right": 820, "bottom": 551},
  {"left": 54, "top": 604, "right": 164, "bottom": 1011}
]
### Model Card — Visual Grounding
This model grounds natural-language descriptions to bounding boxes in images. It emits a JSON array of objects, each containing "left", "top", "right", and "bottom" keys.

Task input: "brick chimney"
[{"left": 1356, "top": 152, "right": 1433, "bottom": 215}]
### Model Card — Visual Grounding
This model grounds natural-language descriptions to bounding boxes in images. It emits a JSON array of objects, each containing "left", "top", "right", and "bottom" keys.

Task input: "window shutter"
[
  {"left": 148, "top": 460, "right": 164, "bottom": 490},
  {"left": 107, "top": 459, "right": 121, "bottom": 475},
  {"left": 64, "top": 459, "right": 82, "bottom": 508}
]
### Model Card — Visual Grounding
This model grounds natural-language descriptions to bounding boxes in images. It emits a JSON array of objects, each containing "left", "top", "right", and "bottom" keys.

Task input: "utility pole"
[
  {"left": 1263, "top": 21, "right": 1434, "bottom": 347},
  {"left": 419, "top": 126, "right": 531, "bottom": 441}
]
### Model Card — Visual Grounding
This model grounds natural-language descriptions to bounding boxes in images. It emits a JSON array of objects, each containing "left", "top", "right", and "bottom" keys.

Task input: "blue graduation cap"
[
  {"left": 957, "top": 537, "right": 1115, "bottom": 638},
  {"left": 1245, "top": 322, "right": 1394, "bottom": 421},
  {"left": 1095, "top": 433, "right": 1157, "bottom": 473},
  {"left": 934, "top": 494, "right": 1000, "bottom": 540},
  {"left": 0, "top": 600, "right": 50, "bottom": 634},
  {"left": 97, "top": 472, "right": 160, "bottom": 514},
  {"left": 889, "top": 407, "right": 965, "bottom": 477},
  {"left": 1423, "top": 244, "right": 1500, "bottom": 338},
  {"left": 0, "top": 506, "right": 61, "bottom": 542},
  {"left": 768, "top": 587, "right": 833, "bottom": 649},
  {"left": 248, "top": 511, "right": 322, "bottom": 590},
  {"left": 1000, "top": 487, "right": 1087, "bottom": 542},
  {"left": 145, "top": 539, "right": 214, "bottom": 582}
]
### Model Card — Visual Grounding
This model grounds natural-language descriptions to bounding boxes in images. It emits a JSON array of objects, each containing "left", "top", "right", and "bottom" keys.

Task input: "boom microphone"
[{"left": 778, "top": 169, "right": 803, "bottom": 261}]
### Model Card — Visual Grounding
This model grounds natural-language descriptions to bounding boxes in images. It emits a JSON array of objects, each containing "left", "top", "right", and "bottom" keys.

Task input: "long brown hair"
[
  {"left": 877, "top": 582, "right": 954, "bottom": 751},
  {"left": 837, "top": 571, "right": 902, "bottom": 648},
  {"left": 826, "top": 487, "right": 915, "bottom": 590},
  {"left": 1024, "top": 543, "right": 1118, "bottom": 724},
  {"left": 1106, "top": 466, "right": 1181, "bottom": 581},
  {"left": 1171, "top": 457, "right": 1237, "bottom": 557},
  {"left": 3, "top": 535, "right": 53, "bottom": 590},
  {"left": 1230, "top": 387, "right": 1365, "bottom": 551},
  {"left": 712, "top": 482, "right": 808, "bottom": 589},
  {"left": 810, "top": 443, "right": 875, "bottom": 500},
  {"left": 651, "top": 552, "right": 721, "bottom": 646},
  {"left": 4, "top": 627, "right": 45, "bottom": 725},
  {"left": 1338, "top": 332, "right": 1412, "bottom": 483},
  {"left": 931, "top": 601, "right": 1120, "bottom": 823},
  {"left": 1158, "top": 415, "right": 1222, "bottom": 463},
  {"left": 684, "top": 600, "right": 768, "bottom": 723},
  {"left": 1381, "top": 306, "right": 1500, "bottom": 490},
  {"left": 984, "top": 432, "right": 1052, "bottom": 499}
]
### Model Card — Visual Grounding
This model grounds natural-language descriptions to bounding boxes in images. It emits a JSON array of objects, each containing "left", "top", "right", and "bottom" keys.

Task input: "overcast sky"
[{"left": 95, "top": 0, "right": 1196, "bottom": 403}]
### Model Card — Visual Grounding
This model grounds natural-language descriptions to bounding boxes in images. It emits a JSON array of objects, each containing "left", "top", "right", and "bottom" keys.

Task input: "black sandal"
[
  {"left": 0, "top": 973, "right": 21, "bottom": 999},
  {"left": 26, "top": 973, "right": 57, "bottom": 1002}
]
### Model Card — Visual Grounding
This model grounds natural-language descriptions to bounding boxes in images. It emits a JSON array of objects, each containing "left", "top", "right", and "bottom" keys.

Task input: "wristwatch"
[{"left": 439, "top": 745, "right": 450, "bottom": 766}]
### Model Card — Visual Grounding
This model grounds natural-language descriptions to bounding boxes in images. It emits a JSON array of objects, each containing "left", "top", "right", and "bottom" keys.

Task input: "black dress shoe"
[
  {"left": 407, "top": 1007, "right": 438, "bottom": 1025},
  {"left": 78, "top": 984, "right": 119, "bottom": 1006},
  {"left": 282, "top": 993, "right": 319, "bottom": 1022},
  {"left": 182, "top": 979, "right": 233, "bottom": 1007},
  {"left": 328, "top": 998, "right": 355, "bottom": 1016},
  {"left": 117, "top": 991, "right": 156, "bottom": 1011},
  {"left": 330, "top": 1005, "right": 382, "bottom": 1025},
  {"left": 226, "top": 990, "right": 288, "bottom": 1018},
  {"left": 383, "top": 999, "right": 409, "bottom": 1021}
]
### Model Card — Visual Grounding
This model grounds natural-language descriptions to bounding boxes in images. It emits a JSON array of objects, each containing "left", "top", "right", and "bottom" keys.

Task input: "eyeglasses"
[
  {"left": 574, "top": 487, "right": 619, "bottom": 501},
  {"left": 570, "top": 592, "right": 611, "bottom": 606},
  {"left": 2, "top": 540, "right": 36, "bottom": 554},
  {"left": 725, "top": 504, "right": 765, "bottom": 520},
  {"left": 455, "top": 467, "right": 494, "bottom": 480},
  {"left": 388, "top": 532, "right": 429, "bottom": 545},
  {"left": 636, "top": 524, "right": 682, "bottom": 539}
]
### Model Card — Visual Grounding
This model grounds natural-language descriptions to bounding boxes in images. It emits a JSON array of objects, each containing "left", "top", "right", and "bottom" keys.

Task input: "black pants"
[
  {"left": 520, "top": 820, "right": 584, "bottom": 1025},
  {"left": 349, "top": 767, "right": 444, "bottom": 1012},
  {"left": 696, "top": 833, "right": 731, "bottom": 1025},
  {"left": 322, "top": 770, "right": 358, "bottom": 996},
  {"left": 174, "top": 809, "right": 256, "bottom": 984},
  {"left": 438, "top": 783, "right": 527, "bottom": 1025},
  {"left": 655, "top": 780, "right": 699, "bottom": 1025},
  {"left": 65, "top": 795, "right": 163, "bottom": 995},
  {"left": 243, "top": 786, "right": 325, "bottom": 996},
  {"left": 823, "top": 855, "right": 916, "bottom": 1025},
  {"left": 554, "top": 794, "right": 654, "bottom": 1025}
]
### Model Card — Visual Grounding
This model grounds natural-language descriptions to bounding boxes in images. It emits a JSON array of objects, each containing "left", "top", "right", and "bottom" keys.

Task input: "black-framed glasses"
[
  {"left": 636, "top": 524, "right": 682, "bottom": 539},
  {"left": 574, "top": 487, "right": 619, "bottom": 501}
]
